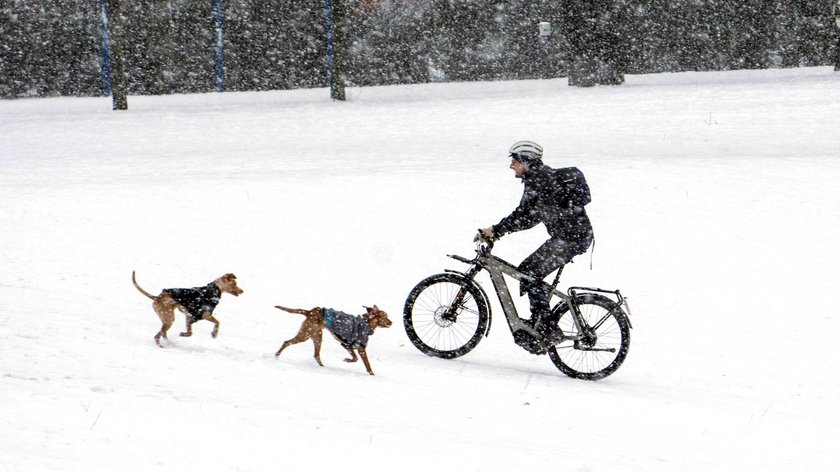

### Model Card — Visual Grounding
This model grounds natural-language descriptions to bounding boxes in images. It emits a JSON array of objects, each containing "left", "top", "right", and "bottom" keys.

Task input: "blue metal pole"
[
  {"left": 324, "top": 0, "right": 335, "bottom": 94},
  {"left": 99, "top": 0, "right": 112, "bottom": 96},
  {"left": 213, "top": 0, "right": 225, "bottom": 92}
]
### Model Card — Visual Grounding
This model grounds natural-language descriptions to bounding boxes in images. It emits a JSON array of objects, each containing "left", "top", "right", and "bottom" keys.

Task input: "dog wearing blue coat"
[{"left": 274, "top": 305, "right": 392, "bottom": 375}]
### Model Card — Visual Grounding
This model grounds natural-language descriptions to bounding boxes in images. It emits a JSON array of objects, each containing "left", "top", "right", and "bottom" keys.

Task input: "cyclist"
[{"left": 474, "top": 141, "right": 594, "bottom": 340}]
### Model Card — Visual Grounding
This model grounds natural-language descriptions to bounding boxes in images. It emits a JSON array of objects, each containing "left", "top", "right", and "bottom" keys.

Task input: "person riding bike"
[{"left": 474, "top": 140, "right": 594, "bottom": 340}]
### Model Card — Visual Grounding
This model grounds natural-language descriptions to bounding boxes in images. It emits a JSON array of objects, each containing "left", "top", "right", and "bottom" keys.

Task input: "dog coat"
[
  {"left": 164, "top": 283, "right": 221, "bottom": 324},
  {"left": 322, "top": 308, "right": 374, "bottom": 350}
]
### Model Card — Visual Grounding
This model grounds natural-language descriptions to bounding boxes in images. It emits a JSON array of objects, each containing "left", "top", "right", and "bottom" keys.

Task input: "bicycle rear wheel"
[
  {"left": 403, "top": 273, "right": 489, "bottom": 359},
  {"left": 547, "top": 293, "right": 630, "bottom": 380}
]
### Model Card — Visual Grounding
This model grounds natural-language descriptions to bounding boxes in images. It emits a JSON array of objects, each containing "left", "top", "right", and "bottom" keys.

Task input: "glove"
[{"left": 473, "top": 227, "right": 496, "bottom": 243}]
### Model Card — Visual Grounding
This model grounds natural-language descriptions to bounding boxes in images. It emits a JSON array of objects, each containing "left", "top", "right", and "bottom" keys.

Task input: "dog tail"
[
  {"left": 132, "top": 271, "right": 158, "bottom": 300},
  {"left": 275, "top": 305, "right": 310, "bottom": 315}
]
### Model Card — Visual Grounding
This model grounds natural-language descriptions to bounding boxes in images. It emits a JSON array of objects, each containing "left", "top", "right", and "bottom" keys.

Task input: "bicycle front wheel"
[
  {"left": 548, "top": 293, "right": 630, "bottom": 380},
  {"left": 403, "top": 273, "right": 489, "bottom": 359}
]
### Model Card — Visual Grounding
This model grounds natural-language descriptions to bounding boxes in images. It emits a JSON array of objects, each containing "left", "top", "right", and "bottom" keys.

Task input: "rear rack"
[{"left": 569, "top": 286, "right": 633, "bottom": 319}]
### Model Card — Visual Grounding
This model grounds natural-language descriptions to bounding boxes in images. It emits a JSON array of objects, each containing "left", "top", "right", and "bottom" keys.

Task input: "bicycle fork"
[{"left": 442, "top": 265, "right": 482, "bottom": 323}]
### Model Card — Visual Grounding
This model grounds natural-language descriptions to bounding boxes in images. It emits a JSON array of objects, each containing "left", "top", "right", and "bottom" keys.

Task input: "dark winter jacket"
[
  {"left": 322, "top": 308, "right": 374, "bottom": 350},
  {"left": 493, "top": 162, "right": 593, "bottom": 246},
  {"left": 164, "top": 283, "right": 221, "bottom": 324}
]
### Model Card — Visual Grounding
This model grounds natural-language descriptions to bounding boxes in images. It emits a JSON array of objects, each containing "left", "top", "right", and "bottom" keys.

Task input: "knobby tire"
[{"left": 403, "top": 273, "right": 489, "bottom": 359}]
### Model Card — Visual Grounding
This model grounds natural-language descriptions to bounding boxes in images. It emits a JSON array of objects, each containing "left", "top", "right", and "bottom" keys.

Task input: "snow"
[{"left": 2, "top": 66, "right": 839, "bottom": 472}]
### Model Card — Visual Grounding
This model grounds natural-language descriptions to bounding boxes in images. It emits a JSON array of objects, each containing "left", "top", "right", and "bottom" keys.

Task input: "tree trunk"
[
  {"left": 564, "top": 0, "right": 625, "bottom": 87},
  {"left": 107, "top": 0, "right": 128, "bottom": 110}
]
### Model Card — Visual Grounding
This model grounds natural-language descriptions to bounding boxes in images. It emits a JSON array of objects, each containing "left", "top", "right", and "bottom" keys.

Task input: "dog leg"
[
  {"left": 275, "top": 337, "right": 304, "bottom": 357},
  {"left": 275, "top": 329, "right": 313, "bottom": 358},
  {"left": 358, "top": 347, "right": 374, "bottom": 375},
  {"left": 154, "top": 302, "right": 175, "bottom": 347},
  {"left": 342, "top": 348, "right": 359, "bottom": 363},
  {"left": 202, "top": 313, "right": 220, "bottom": 338},
  {"left": 180, "top": 321, "right": 193, "bottom": 337},
  {"left": 154, "top": 322, "right": 171, "bottom": 347},
  {"left": 311, "top": 330, "right": 324, "bottom": 367}
]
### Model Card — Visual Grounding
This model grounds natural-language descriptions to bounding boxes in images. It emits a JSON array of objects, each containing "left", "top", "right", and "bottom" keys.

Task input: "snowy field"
[{"left": 2, "top": 67, "right": 839, "bottom": 472}]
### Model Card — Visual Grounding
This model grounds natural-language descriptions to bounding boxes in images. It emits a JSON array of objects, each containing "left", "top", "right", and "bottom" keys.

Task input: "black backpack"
[{"left": 557, "top": 167, "right": 591, "bottom": 207}]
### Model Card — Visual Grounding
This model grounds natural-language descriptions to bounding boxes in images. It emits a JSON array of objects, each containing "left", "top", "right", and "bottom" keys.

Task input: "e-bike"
[{"left": 403, "top": 241, "right": 632, "bottom": 380}]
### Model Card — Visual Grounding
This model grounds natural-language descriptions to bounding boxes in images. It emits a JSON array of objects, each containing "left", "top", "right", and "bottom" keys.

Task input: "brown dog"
[
  {"left": 132, "top": 271, "right": 243, "bottom": 346},
  {"left": 274, "top": 305, "right": 392, "bottom": 375}
]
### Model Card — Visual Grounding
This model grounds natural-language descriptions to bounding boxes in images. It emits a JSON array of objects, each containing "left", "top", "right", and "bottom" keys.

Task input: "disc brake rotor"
[{"left": 433, "top": 306, "right": 456, "bottom": 327}]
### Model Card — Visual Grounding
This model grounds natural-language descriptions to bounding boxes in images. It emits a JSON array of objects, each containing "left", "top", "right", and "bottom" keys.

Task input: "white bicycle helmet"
[{"left": 508, "top": 140, "right": 543, "bottom": 163}]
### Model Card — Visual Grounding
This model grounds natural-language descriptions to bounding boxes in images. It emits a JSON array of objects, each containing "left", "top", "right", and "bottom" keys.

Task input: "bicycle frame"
[{"left": 448, "top": 242, "right": 595, "bottom": 344}]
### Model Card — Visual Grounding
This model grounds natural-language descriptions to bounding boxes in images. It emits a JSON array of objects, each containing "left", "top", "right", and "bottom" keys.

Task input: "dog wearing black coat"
[{"left": 132, "top": 271, "right": 243, "bottom": 346}]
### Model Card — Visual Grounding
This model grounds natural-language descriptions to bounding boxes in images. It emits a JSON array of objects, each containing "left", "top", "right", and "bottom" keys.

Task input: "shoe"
[{"left": 536, "top": 322, "right": 564, "bottom": 343}]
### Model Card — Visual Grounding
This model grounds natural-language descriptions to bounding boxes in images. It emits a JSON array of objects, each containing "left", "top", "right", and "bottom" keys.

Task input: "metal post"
[
  {"left": 325, "top": 0, "right": 335, "bottom": 93},
  {"left": 99, "top": 0, "right": 112, "bottom": 95},
  {"left": 213, "top": 0, "right": 225, "bottom": 91},
  {"left": 539, "top": 21, "right": 551, "bottom": 79},
  {"left": 324, "top": 0, "right": 345, "bottom": 100}
]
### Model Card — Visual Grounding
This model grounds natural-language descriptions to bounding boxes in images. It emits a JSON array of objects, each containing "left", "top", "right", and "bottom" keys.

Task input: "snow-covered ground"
[{"left": 2, "top": 67, "right": 839, "bottom": 472}]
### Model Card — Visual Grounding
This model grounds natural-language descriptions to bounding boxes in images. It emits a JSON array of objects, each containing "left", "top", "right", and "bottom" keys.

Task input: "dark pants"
[{"left": 518, "top": 236, "right": 591, "bottom": 328}]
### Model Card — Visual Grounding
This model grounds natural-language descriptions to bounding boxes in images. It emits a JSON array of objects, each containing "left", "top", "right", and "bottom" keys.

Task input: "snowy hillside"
[{"left": 2, "top": 67, "right": 839, "bottom": 472}]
